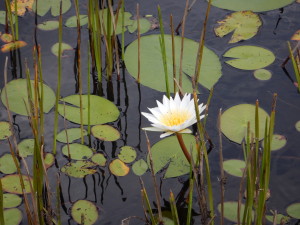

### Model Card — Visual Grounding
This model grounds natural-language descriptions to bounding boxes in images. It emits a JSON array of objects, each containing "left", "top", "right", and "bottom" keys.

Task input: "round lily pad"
[
  {"left": 58, "top": 95, "right": 120, "bottom": 125},
  {"left": 262, "top": 134, "right": 287, "bottom": 151},
  {"left": 0, "top": 11, "right": 15, "bottom": 25},
  {"left": 223, "top": 159, "right": 246, "bottom": 177},
  {"left": 51, "top": 42, "right": 73, "bottom": 57},
  {"left": 61, "top": 161, "right": 97, "bottom": 178},
  {"left": 62, "top": 143, "right": 93, "bottom": 160},
  {"left": 33, "top": 0, "right": 71, "bottom": 17},
  {"left": 56, "top": 128, "right": 87, "bottom": 143},
  {"left": 132, "top": 159, "right": 148, "bottom": 176},
  {"left": 37, "top": 20, "right": 59, "bottom": 31},
  {"left": 4, "top": 208, "right": 22, "bottom": 225},
  {"left": 109, "top": 159, "right": 130, "bottom": 176},
  {"left": 0, "top": 121, "right": 12, "bottom": 140},
  {"left": 128, "top": 18, "right": 151, "bottom": 34},
  {"left": 0, "top": 79, "right": 55, "bottom": 116},
  {"left": 1, "top": 174, "right": 33, "bottom": 194},
  {"left": 218, "top": 201, "right": 249, "bottom": 223},
  {"left": 220, "top": 104, "right": 269, "bottom": 144},
  {"left": 0, "top": 154, "right": 18, "bottom": 174},
  {"left": 1, "top": 33, "right": 13, "bottom": 43},
  {"left": 286, "top": 203, "right": 300, "bottom": 219},
  {"left": 3, "top": 193, "right": 22, "bottom": 208},
  {"left": 118, "top": 146, "right": 137, "bottom": 163},
  {"left": 91, "top": 125, "right": 120, "bottom": 141},
  {"left": 91, "top": 153, "right": 106, "bottom": 167},
  {"left": 266, "top": 214, "right": 290, "bottom": 224},
  {"left": 253, "top": 69, "right": 272, "bottom": 81},
  {"left": 65, "top": 15, "right": 88, "bottom": 27},
  {"left": 71, "top": 200, "right": 98, "bottom": 225},
  {"left": 295, "top": 121, "right": 300, "bottom": 132},
  {"left": 224, "top": 46, "right": 275, "bottom": 70},
  {"left": 18, "top": 139, "right": 34, "bottom": 157},
  {"left": 44, "top": 153, "right": 55, "bottom": 169},
  {"left": 124, "top": 34, "right": 222, "bottom": 92}
]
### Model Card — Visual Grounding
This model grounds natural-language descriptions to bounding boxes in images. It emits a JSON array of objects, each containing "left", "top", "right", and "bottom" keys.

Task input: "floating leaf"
[
  {"left": 262, "top": 134, "right": 287, "bottom": 151},
  {"left": 0, "top": 121, "right": 12, "bottom": 140},
  {"left": 11, "top": 0, "right": 34, "bottom": 16},
  {"left": 1, "top": 33, "right": 13, "bottom": 43},
  {"left": 1, "top": 41, "right": 27, "bottom": 53},
  {"left": 266, "top": 214, "right": 290, "bottom": 224},
  {"left": 218, "top": 201, "right": 251, "bottom": 222},
  {"left": 56, "top": 128, "right": 87, "bottom": 143},
  {"left": 224, "top": 45, "right": 275, "bottom": 70},
  {"left": 109, "top": 159, "right": 130, "bottom": 176},
  {"left": 91, "top": 125, "right": 120, "bottom": 141},
  {"left": 44, "top": 153, "right": 55, "bottom": 169},
  {"left": 291, "top": 30, "right": 300, "bottom": 41},
  {"left": 37, "top": 20, "right": 59, "bottom": 31},
  {"left": 61, "top": 161, "right": 97, "bottom": 178},
  {"left": 32, "top": 0, "right": 71, "bottom": 17},
  {"left": 127, "top": 18, "right": 151, "bottom": 34},
  {"left": 214, "top": 11, "right": 262, "bottom": 43},
  {"left": 286, "top": 203, "right": 300, "bottom": 219},
  {"left": 221, "top": 104, "right": 269, "bottom": 144},
  {"left": 295, "top": 120, "right": 300, "bottom": 132},
  {"left": 124, "top": 34, "right": 222, "bottom": 92},
  {"left": 0, "top": 154, "right": 18, "bottom": 174},
  {"left": 51, "top": 42, "right": 73, "bottom": 57},
  {"left": 1, "top": 174, "right": 33, "bottom": 194},
  {"left": 18, "top": 139, "right": 34, "bottom": 157},
  {"left": 65, "top": 15, "right": 88, "bottom": 27},
  {"left": 91, "top": 153, "right": 106, "bottom": 167},
  {"left": 253, "top": 69, "right": 272, "bottom": 81},
  {"left": 132, "top": 159, "right": 148, "bottom": 176},
  {"left": 0, "top": 11, "right": 15, "bottom": 25},
  {"left": 147, "top": 134, "right": 197, "bottom": 178},
  {"left": 210, "top": 0, "right": 294, "bottom": 12},
  {"left": 3, "top": 193, "right": 22, "bottom": 208},
  {"left": 223, "top": 159, "right": 245, "bottom": 177},
  {"left": 4, "top": 208, "right": 22, "bottom": 225},
  {"left": 118, "top": 146, "right": 137, "bottom": 163},
  {"left": 71, "top": 200, "right": 98, "bottom": 225},
  {"left": 0, "top": 79, "right": 56, "bottom": 116},
  {"left": 62, "top": 143, "right": 93, "bottom": 160},
  {"left": 58, "top": 95, "right": 120, "bottom": 125}
]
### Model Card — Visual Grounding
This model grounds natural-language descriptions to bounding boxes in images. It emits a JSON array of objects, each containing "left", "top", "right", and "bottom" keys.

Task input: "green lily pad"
[
  {"left": 18, "top": 139, "right": 34, "bottom": 157},
  {"left": 4, "top": 208, "right": 22, "bottom": 225},
  {"left": 0, "top": 121, "right": 12, "bottom": 140},
  {"left": 91, "top": 153, "right": 106, "bottom": 167},
  {"left": 44, "top": 153, "right": 55, "bottom": 169},
  {"left": 32, "top": 0, "right": 71, "bottom": 17},
  {"left": 0, "top": 79, "right": 55, "bottom": 116},
  {"left": 65, "top": 15, "right": 88, "bottom": 27},
  {"left": 56, "top": 128, "right": 88, "bottom": 143},
  {"left": 214, "top": 11, "right": 262, "bottom": 43},
  {"left": 91, "top": 125, "right": 120, "bottom": 141},
  {"left": 224, "top": 45, "right": 275, "bottom": 70},
  {"left": 127, "top": 18, "right": 151, "bottom": 34},
  {"left": 0, "top": 11, "right": 15, "bottom": 25},
  {"left": 109, "top": 159, "right": 130, "bottom": 176},
  {"left": 218, "top": 201, "right": 250, "bottom": 223},
  {"left": 223, "top": 159, "right": 245, "bottom": 177},
  {"left": 262, "top": 134, "right": 287, "bottom": 151},
  {"left": 253, "top": 69, "right": 272, "bottom": 81},
  {"left": 286, "top": 203, "right": 300, "bottom": 219},
  {"left": 37, "top": 20, "right": 59, "bottom": 31},
  {"left": 147, "top": 134, "right": 197, "bottom": 178},
  {"left": 0, "top": 154, "right": 18, "bottom": 174},
  {"left": 51, "top": 42, "right": 73, "bottom": 57},
  {"left": 210, "top": 0, "right": 294, "bottom": 12},
  {"left": 61, "top": 161, "right": 97, "bottom": 178},
  {"left": 71, "top": 200, "right": 98, "bottom": 225},
  {"left": 58, "top": 95, "right": 120, "bottom": 125},
  {"left": 266, "top": 214, "right": 290, "bottom": 224},
  {"left": 220, "top": 104, "right": 269, "bottom": 144},
  {"left": 3, "top": 193, "right": 22, "bottom": 208},
  {"left": 124, "top": 34, "right": 222, "bottom": 92},
  {"left": 295, "top": 121, "right": 300, "bottom": 132},
  {"left": 62, "top": 143, "right": 93, "bottom": 160},
  {"left": 118, "top": 146, "right": 137, "bottom": 163},
  {"left": 1, "top": 174, "right": 33, "bottom": 194},
  {"left": 132, "top": 159, "right": 148, "bottom": 176}
]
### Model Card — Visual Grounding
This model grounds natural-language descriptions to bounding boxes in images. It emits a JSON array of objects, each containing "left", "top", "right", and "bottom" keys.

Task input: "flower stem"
[{"left": 176, "top": 133, "right": 191, "bottom": 163}]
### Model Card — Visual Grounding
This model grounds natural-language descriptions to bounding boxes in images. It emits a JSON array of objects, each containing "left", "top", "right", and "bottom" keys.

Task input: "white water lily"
[{"left": 142, "top": 93, "right": 206, "bottom": 138}]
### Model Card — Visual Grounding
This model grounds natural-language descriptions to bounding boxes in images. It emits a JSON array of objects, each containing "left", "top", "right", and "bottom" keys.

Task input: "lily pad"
[
  {"left": 266, "top": 214, "right": 290, "bottom": 224},
  {"left": 214, "top": 11, "right": 262, "bottom": 43},
  {"left": 286, "top": 203, "right": 300, "bottom": 219},
  {"left": 51, "top": 42, "right": 73, "bottom": 57},
  {"left": 18, "top": 139, "right": 34, "bottom": 157},
  {"left": 32, "top": 0, "right": 71, "bottom": 17},
  {"left": 132, "top": 159, "right": 148, "bottom": 176},
  {"left": 71, "top": 200, "right": 98, "bottom": 225},
  {"left": 0, "top": 11, "right": 15, "bottom": 25},
  {"left": 0, "top": 154, "right": 18, "bottom": 174},
  {"left": 1, "top": 41, "right": 27, "bottom": 53},
  {"left": 223, "top": 159, "right": 245, "bottom": 177},
  {"left": 1, "top": 174, "right": 33, "bottom": 194},
  {"left": 109, "top": 159, "right": 130, "bottom": 176},
  {"left": 262, "top": 134, "right": 286, "bottom": 151},
  {"left": 56, "top": 128, "right": 87, "bottom": 143},
  {"left": 37, "top": 20, "right": 59, "bottom": 31},
  {"left": 210, "top": 0, "right": 294, "bottom": 12},
  {"left": 220, "top": 104, "right": 269, "bottom": 144},
  {"left": 3, "top": 193, "right": 22, "bottom": 208},
  {"left": 124, "top": 34, "right": 222, "bottom": 92},
  {"left": 65, "top": 15, "right": 88, "bottom": 27},
  {"left": 1, "top": 79, "right": 56, "bottom": 116},
  {"left": 62, "top": 143, "right": 93, "bottom": 160},
  {"left": 4, "top": 208, "right": 22, "bottom": 225},
  {"left": 61, "top": 161, "right": 97, "bottom": 178},
  {"left": 218, "top": 201, "right": 250, "bottom": 223},
  {"left": 91, "top": 125, "right": 120, "bottom": 141},
  {"left": 0, "top": 121, "right": 12, "bottom": 140},
  {"left": 253, "top": 69, "right": 272, "bottom": 81},
  {"left": 1, "top": 33, "right": 13, "bottom": 43},
  {"left": 58, "top": 95, "right": 120, "bottom": 125},
  {"left": 127, "top": 18, "right": 151, "bottom": 34},
  {"left": 224, "top": 45, "right": 275, "bottom": 70},
  {"left": 11, "top": 0, "right": 34, "bottom": 16},
  {"left": 91, "top": 153, "right": 106, "bottom": 167},
  {"left": 147, "top": 134, "right": 197, "bottom": 178},
  {"left": 295, "top": 120, "right": 300, "bottom": 132},
  {"left": 44, "top": 153, "right": 55, "bottom": 169},
  {"left": 118, "top": 146, "right": 137, "bottom": 163}
]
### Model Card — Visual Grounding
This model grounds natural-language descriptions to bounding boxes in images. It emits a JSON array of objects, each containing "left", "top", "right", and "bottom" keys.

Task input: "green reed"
[
  {"left": 0, "top": 180, "right": 4, "bottom": 225},
  {"left": 121, "top": 0, "right": 125, "bottom": 61},
  {"left": 287, "top": 41, "right": 300, "bottom": 92},
  {"left": 170, "top": 191, "right": 180, "bottom": 225}
]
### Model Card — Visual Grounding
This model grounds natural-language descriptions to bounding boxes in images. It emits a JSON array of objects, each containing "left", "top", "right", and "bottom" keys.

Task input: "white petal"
[
  {"left": 141, "top": 112, "right": 161, "bottom": 124},
  {"left": 148, "top": 107, "right": 163, "bottom": 120},
  {"left": 178, "top": 128, "right": 192, "bottom": 134},
  {"left": 157, "top": 100, "right": 169, "bottom": 114},
  {"left": 160, "top": 132, "right": 174, "bottom": 138},
  {"left": 142, "top": 127, "right": 164, "bottom": 132}
]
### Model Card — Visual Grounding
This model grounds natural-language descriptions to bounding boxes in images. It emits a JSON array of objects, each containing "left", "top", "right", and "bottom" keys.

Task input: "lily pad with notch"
[
  {"left": 0, "top": 154, "right": 18, "bottom": 174},
  {"left": 266, "top": 213, "right": 290, "bottom": 224},
  {"left": 37, "top": 20, "right": 59, "bottom": 31},
  {"left": 262, "top": 134, "right": 287, "bottom": 151},
  {"left": 118, "top": 146, "right": 137, "bottom": 163},
  {"left": 33, "top": 0, "right": 71, "bottom": 17},
  {"left": 18, "top": 139, "right": 34, "bottom": 157},
  {"left": 62, "top": 143, "right": 93, "bottom": 160},
  {"left": 56, "top": 128, "right": 87, "bottom": 143},
  {"left": 65, "top": 15, "right": 88, "bottom": 28},
  {"left": 223, "top": 159, "right": 245, "bottom": 177},
  {"left": 61, "top": 161, "right": 97, "bottom": 178},
  {"left": 71, "top": 200, "right": 98, "bottom": 225},
  {"left": 286, "top": 203, "right": 300, "bottom": 219},
  {"left": 91, "top": 153, "right": 106, "bottom": 167},
  {"left": 218, "top": 201, "right": 252, "bottom": 222},
  {"left": 1, "top": 174, "right": 33, "bottom": 194},
  {"left": 51, "top": 42, "right": 73, "bottom": 57},
  {"left": 0, "top": 11, "right": 15, "bottom": 25},
  {"left": 132, "top": 159, "right": 148, "bottom": 176}
]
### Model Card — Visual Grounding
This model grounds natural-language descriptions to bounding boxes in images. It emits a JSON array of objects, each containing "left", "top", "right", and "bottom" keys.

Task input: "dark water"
[{"left": 0, "top": 0, "right": 300, "bottom": 224}]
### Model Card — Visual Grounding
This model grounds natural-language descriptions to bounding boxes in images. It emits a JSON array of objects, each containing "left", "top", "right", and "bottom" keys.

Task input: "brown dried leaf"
[
  {"left": 11, "top": 0, "right": 34, "bottom": 16},
  {"left": 1, "top": 41, "right": 27, "bottom": 52},
  {"left": 291, "top": 30, "right": 300, "bottom": 40}
]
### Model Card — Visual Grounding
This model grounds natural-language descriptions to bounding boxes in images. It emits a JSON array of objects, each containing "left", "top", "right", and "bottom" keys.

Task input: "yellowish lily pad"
[
  {"left": 1, "top": 41, "right": 27, "bottom": 53},
  {"left": 109, "top": 159, "right": 130, "bottom": 176},
  {"left": 0, "top": 121, "right": 12, "bottom": 140},
  {"left": 1, "top": 174, "right": 33, "bottom": 194}
]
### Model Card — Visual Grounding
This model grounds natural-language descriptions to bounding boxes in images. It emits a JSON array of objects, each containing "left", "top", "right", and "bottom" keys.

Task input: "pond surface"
[{"left": 0, "top": 0, "right": 300, "bottom": 224}]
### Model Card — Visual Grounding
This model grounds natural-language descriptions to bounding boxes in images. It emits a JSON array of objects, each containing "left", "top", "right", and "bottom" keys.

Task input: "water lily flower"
[{"left": 141, "top": 93, "right": 206, "bottom": 138}]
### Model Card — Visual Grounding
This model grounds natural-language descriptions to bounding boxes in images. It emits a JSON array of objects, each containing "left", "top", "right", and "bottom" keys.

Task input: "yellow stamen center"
[{"left": 160, "top": 111, "right": 190, "bottom": 127}]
